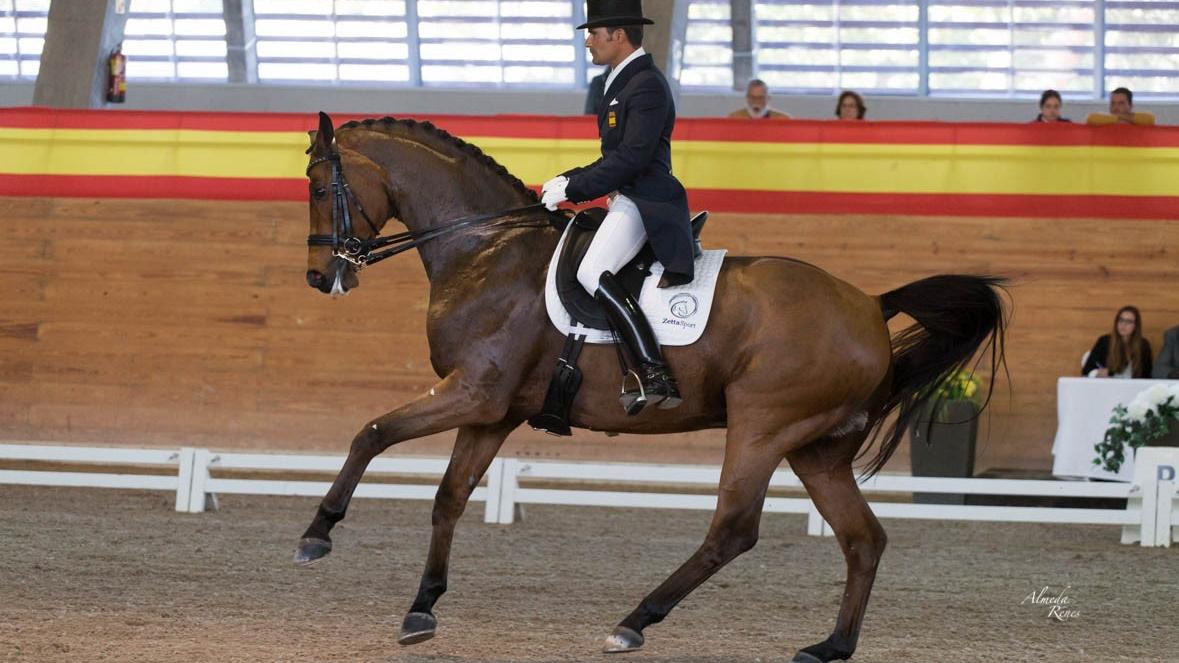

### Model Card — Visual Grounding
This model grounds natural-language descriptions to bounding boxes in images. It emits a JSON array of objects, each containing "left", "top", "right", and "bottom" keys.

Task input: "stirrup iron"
[{"left": 619, "top": 369, "right": 668, "bottom": 416}]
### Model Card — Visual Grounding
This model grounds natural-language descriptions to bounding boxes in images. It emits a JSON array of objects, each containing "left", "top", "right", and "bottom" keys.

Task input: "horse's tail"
[{"left": 861, "top": 274, "right": 1008, "bottom": 477}]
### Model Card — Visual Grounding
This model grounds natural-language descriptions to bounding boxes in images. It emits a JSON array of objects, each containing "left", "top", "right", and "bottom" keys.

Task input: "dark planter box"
[
  {"left": 910, "top": 399, "right": 979, "bottom": 505},
  {"left": 1144, "top": 419, "right": 1179, "bottom": 448}
]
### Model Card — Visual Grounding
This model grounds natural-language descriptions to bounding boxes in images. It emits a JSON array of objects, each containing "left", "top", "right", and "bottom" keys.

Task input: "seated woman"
[
  {"left": 1033, "top": 89, "right": 1071, "bottom": 122},
  {"left": 1082, "top": 305, "right": 1153, "bottom": 378},
  {"left": 835, "top": 90, "right": 866, "bottom": 120}
]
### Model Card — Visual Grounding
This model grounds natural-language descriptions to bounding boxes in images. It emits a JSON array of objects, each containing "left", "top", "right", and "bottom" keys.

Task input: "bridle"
[{"left": 305, "top": 151, "right": 549, "bottom": 270}]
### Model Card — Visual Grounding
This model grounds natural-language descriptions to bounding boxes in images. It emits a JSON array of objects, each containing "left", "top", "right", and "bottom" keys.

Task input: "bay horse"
[{"left": 297, "top": 112, "right": 1006, "bottom": 662}]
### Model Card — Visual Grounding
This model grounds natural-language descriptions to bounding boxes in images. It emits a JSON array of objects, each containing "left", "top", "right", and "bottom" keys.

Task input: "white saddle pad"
[{"left": 544, "top": 225, "right": 726, "bottom": 346}]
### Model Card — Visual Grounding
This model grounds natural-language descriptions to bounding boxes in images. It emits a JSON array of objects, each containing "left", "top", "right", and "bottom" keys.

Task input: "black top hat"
[{"left": 576, "top": 0, "right": 655, "bottom": 30}]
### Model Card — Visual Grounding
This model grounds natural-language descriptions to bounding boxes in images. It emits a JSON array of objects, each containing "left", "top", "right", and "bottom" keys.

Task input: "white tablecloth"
[{"left": 1052, "top": 377, "right": 1179, "bottom": 481}]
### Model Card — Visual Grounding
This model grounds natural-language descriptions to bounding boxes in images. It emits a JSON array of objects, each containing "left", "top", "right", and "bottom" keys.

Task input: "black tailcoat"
[{"left": 563, "top": 53, "right": 694, "bottom": 282}]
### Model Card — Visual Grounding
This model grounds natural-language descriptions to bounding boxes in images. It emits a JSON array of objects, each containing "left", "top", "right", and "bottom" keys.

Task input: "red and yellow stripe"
[{"left": 2, "top": 106, "right": 1178, "bottom": 219}]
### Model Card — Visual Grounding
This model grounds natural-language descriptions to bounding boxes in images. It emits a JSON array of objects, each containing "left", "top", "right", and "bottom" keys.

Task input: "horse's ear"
[
  {"left": 312, "top": 111, "right": 335, "bottom": 154},
  {"left": 305, "top": 130, "right": 317, "bottom": 155}
]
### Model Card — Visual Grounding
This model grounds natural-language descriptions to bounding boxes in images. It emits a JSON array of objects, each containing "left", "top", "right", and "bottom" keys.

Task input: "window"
[
  {"left": 124, "top": 0, "right": 228, "bottom": 81},
  {"left": 253, "top": 0, "right": 577, "bottom": 87},
  {"left": 0, "top": 0, "right": 48, "bottom": 79},
  {"left": 927, "top": 0, "right": 1096, "bottom": 96},
  {"left": 5, "top": 1, "right": 1179, "bottom": 100},
  {"left": 753, "top": 0, "right": 920, "bottom": 94},
  {"left": 416, "top": 0, "right": 575, "bottom": 86},
  {"left": 1104, "top": 0, "right": 1179, "bottom": 97},
  {"left": 681, "top": 0, "right": 732, "bottom": 89},
  {"left": 253, "top": 0, "right": 411, "bottom": 83}
]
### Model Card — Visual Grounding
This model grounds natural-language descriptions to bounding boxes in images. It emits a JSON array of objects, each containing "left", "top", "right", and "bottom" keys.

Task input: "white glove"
[{"left": 541, "top": 175, "right": 569, "bottom": 211}]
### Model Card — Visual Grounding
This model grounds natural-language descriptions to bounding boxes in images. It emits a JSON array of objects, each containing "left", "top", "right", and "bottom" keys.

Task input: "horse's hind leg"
[
  {"left": 603, "top": 421, "right": 788, "bottom": 653},
  {"left": 294, "top": 371, "right": 509, "bottom": 565},
  {"left": 399, "top": 420, "right": 518, "bottom": 646},
  {"left": 786, "top": 436, "right": 887, "bottom": 663}
]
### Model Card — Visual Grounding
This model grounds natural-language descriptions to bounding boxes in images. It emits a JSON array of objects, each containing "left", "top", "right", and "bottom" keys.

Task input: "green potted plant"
[
  {"left": 1094, "top": 384, "right": 1179, "bottom": 473},
  {"left": 909, "top": 369, "right": 982, "bottom": 504}
]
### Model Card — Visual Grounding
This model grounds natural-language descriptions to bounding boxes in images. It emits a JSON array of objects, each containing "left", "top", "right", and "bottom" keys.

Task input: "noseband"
[{"left": 306, "top": 151, "right": 549, "bottom": 270}]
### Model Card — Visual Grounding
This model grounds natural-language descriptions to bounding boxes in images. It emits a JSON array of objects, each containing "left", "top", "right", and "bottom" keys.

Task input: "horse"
[{"left": 296, "top": 111, "right": 1007, "bottom": 662}]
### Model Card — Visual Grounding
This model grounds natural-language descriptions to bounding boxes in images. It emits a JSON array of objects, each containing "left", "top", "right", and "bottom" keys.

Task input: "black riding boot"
[{"left": 594, "top": 270, "right": 682, "bottom": 415}]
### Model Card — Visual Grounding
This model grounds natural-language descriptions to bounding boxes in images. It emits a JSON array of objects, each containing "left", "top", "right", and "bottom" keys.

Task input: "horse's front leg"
[
  {"left": 399, "top": 419, "right": 519, "bottom": 645},
  {"left": 294, "top": 371, "right": 510, "bottom": 565}
]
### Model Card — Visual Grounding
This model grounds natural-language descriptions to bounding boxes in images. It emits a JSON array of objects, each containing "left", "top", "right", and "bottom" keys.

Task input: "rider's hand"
[{"left": 541, "top": 175, "right": 569, "bottom": 211}]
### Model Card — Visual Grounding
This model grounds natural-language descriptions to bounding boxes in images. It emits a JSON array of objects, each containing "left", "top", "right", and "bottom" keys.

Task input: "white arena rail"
[
  {"left": 847, "top": 474, "right": 1138, "bottom": 528},
  {"left": 0, "top": 443, "right": 195, "bottom": 512},
  {"left": 492, "top": 459, "right": 820, "bottom": 530},
  {"left": 492, "top": 459, "right": 1141, "bottom": 535},
  {"left": 1, "top": 443, "right": 1175, "bottom": 546},
  {"left": 184, "top": 449, "right": 503, "bottom": 522}
]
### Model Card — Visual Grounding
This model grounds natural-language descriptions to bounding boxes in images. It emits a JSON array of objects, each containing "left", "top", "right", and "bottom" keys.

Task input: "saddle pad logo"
[{"left": 669, "top": 293, "right": 699, "bottom": 319}]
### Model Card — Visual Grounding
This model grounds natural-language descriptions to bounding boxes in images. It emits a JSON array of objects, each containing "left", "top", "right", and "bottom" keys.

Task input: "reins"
[{"left": 306, "top": 151, "right": 551, "bottom": 269}]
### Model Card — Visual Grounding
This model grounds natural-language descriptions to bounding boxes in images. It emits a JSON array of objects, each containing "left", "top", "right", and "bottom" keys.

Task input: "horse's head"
[
  {"left": 304, "top": 112, "right": 550, "bottom": 294},
  {"left": 304, "top": 112, "right": 397, "bottom": 296}
]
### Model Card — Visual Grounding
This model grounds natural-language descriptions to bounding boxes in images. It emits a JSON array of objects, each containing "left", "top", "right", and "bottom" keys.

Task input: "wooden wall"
[{"left": 2, "top": 196, "right": 1177, "bottom": 472}]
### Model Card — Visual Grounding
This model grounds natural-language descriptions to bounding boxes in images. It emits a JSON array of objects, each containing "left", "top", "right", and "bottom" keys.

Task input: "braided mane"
[{"left": 338, "top": 117, "right": 539, "bottom": 202}]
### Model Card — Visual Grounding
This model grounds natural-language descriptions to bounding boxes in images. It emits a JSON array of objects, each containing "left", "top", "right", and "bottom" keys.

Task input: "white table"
[{"left": 1052, "top": 377, "right": 1179, "bottom": 481}]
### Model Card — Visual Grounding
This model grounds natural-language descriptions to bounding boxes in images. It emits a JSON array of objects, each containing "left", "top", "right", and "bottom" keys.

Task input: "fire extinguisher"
[{"left": 107, "top": 43, "right": 126, "bottom": 104}]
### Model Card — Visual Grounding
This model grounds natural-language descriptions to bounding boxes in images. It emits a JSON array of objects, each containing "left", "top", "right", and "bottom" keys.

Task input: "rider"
[{"left": 541, "top": 0, "right": 695, "bottom": 414}]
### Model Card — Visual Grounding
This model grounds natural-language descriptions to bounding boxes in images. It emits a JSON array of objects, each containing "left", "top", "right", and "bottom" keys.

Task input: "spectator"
[
  {"left": 1154, "top": 324, "right": 1179, "bottom": 379},
  {"left": 584, "top": 67, "right": 610, "bottom": 115},
  {"left": 1086, "top": 87, "right": 1156, "bottom": 127},
  {"left": 835, "top": 90, "right": 866, "bottom": 120},
  {"left": 1082, "top": 305, "right": 1153, "bottom": 378},
  {"left": 1033, "top": 89, "right": 1070, "bottom": 122},
  {"left": 728, "top": 79, "right": 790, "bottom": 119}
]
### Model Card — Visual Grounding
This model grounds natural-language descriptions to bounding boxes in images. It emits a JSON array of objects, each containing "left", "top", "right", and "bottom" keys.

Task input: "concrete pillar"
[
  {"left": 730, "top": 0, "right": 754, "bottom": 90},
  {"left": 643, "top": 0, "right": 690, "bottom": 101},
  {"left": 224, "top": 0, "right": 258, "bottom": 84},
  {"left": 32, "top": 0, "right": 129, "bottom": 108}
]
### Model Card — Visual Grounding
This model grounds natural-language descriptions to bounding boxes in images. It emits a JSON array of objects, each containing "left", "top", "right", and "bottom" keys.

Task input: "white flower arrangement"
[{"left": 1094, "top": 383, "right": 1179, "bottom": 472}]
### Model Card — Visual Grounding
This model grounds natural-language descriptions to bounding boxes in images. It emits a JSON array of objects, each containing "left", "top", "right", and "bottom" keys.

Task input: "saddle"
[
  {"left": 555, "top": 208, "right": 709, "bottom": 330},
  {"left": 529, "top": 209, "right": 708, "bottom": 436}
]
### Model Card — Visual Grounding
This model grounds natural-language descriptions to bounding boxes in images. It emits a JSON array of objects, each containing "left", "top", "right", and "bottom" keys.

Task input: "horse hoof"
[
  {"left": 792, "top": 642, "right": 851, "bottom": 662},
  {"left": 293, "top": 537, "right": 331, "bottom": 566},
  {"left": 398, "top": 612, "right": 437, "bottom": 646},
  {"left": 602, "top": 626, "right": 644, "bottom": 653}
]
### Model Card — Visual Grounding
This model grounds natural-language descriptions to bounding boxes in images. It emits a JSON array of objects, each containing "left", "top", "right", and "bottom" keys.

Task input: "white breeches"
[{"left": 576, "top": 194, "right": 647, "bottom": 294}]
